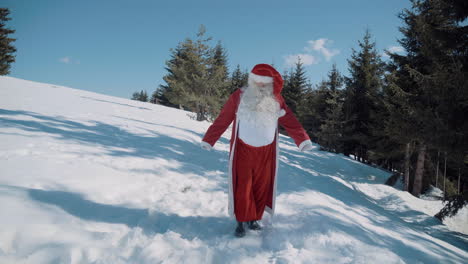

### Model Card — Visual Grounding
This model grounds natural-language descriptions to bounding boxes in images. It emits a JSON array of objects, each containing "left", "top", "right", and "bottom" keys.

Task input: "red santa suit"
[{"left": 201, "top": 64, "right": 312, "bottom": 222}]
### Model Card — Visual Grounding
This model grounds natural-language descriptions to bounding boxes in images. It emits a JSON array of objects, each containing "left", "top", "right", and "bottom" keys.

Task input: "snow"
[
  {"left": 420, "top": 185, "right": 444, "bottom": 201},
  {"left": 0, "top": 76, "right": 467, "bottom": 263}
]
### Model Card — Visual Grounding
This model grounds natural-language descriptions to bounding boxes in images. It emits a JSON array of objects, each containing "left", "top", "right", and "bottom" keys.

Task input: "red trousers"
[{"left": 234, "top": 137, "right": 274, "bottom": 222}]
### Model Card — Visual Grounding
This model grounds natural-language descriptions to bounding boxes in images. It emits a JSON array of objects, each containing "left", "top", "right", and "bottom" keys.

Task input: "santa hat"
[{"left": 248, "top": 64, "right": 284, "bottom": 102}]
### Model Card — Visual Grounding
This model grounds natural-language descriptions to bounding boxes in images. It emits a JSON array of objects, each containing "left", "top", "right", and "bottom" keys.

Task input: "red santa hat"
[{"left": 248, "top": 64, "right": 284, "bottom": 102}]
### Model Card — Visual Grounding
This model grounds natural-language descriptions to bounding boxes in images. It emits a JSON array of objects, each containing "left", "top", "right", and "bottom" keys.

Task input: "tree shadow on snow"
[
  {"left": 273, "top": 139, "right": 468, "bottom": 257},
  {"left": 80, "top": 96, "right": 153, "bottom": 110},
  {"left": 0, "top": 108, "right": 229, "bottom": 190},
  {"left": 25, "top": 186, "right": 467, "bottom": 262},
  {"left": 27, "top": 187, "right": 232, "bottom": 241}
]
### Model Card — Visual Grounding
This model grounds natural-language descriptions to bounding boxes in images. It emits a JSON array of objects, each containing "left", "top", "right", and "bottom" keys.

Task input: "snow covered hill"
[{"left": 0, "top": 76, "right": 467, "bottom": 263}]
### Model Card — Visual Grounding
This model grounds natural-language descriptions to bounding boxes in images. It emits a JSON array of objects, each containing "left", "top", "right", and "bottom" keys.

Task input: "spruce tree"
[
  {"left": 342, "top": 29, "right": 385, "bottom": 162},
  {"left": 131, "top": 90, "right": 148, "bottom": 102},
  {"left": 327, "top": 63, "right": 344, "bottom": 92},
  {"left": 318, "top": 90, "right": 344, "bottom": 152},
  {"left": 282, "top": 59, "right": 308, "bottom": 115},
  {"left": 150, "top": 84, "right": 177, "bottom": 107},
  {"left": 212, "top": 41, "right": 228, "bottom": 80},
  {"left": 157, "top": 43, "right": 187, "bottom": 109},
  {"left": 228, "top": 64, "right": 248, "bottom": 94},
  {"left": 205, "top": 40, "right": 230, "bottom": 119},
  {"left": 299, "top": 80, "right": 329, "bottom": 142},
  {"left": 385, "top": 0, "right": 468, "bottom": 197},
  {"left": 161, "top": 25, "right": 226, "bottom": 121},
  {"left": 0, "top": 8, "right": 16, "bottom": 75},
  {"left": 317, "top": 64, "right": 345, "bottom": 152},
  {"left": 368, "top": 71, "right": 404, "bottom": 171},
  {"left": 211, "top": 41, "right": 230, "bottom": 98}
]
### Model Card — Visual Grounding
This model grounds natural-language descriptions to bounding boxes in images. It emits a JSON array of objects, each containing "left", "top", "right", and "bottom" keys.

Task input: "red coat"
[{"left": 202, "top": 88, "right": 311, "bottom": 218}]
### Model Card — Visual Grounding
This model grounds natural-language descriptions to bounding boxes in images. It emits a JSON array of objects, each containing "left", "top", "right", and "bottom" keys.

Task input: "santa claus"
[{"left": 201, "top": 63, "right": 313, "bottom": 237}]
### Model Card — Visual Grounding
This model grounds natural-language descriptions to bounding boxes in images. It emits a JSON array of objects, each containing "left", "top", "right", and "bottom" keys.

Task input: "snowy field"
[{"left": 0, "top": 76, "right": 467, "bottom": 263}]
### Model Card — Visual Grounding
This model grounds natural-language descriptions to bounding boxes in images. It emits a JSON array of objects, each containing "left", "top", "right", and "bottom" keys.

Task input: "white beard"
[{"left": 237, "top": 82, "right": 281, "bottom": 127}]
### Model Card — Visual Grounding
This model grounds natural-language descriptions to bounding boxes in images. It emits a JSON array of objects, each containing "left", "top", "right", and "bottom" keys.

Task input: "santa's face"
[
  {"left": 238, "top": 79, "right": 279, "bottom": 126},
  {"left": 254, "top": 81, "right": 269, "bottom": 88},
  {"left": 249, "top": 80, "right": 273, "bottom": 96},
  {"left": 243, "top": 79, "right": 275, "bottom": 105}
]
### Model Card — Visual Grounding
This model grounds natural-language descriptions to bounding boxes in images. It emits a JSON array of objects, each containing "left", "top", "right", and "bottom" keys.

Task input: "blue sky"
[{"left": 4, "top": 0, "right": 411, "bottom": 99}]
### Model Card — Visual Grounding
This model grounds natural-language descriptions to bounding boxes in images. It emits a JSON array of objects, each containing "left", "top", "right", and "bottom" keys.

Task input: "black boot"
[
  {"left": 234, "top": 221, "right": 245, "bottom": 237},
  {"left": 248, "top": 220, "right": 262, "bottom": 230}
]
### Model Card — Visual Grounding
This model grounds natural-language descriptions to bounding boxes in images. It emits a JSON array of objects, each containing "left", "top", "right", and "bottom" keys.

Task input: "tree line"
[
  {"left": 284, "top": 0, "right": 467, "bottom": 220},
  {"left": 133, "top": 0, "right": 467, "bottom": 213}
]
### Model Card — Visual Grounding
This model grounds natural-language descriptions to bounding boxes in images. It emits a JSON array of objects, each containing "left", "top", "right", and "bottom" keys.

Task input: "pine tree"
[
  {"left": 327, "top": 63, "right": 344, "bottom": 92},
  {"left": 0, "top": 8, "right": 16, "bottom": 75},
  {"left": 156, "top": 42, "right": 187, "bottom": 109},
  {"left": 131, "top": 90, "right": 148, "bottom": 102},
  {"left": 282, "top": 58, "right": 308, "bottom": 115},
  {"left": 367, "top": 71, "right": 405, "bottom": 171},
  {"left": 299, "top": 80, "right": 329, "bottom": 142},
  {"left": 318, "top": 90, "right": 345, "bottom": 152},
  {"left": 317, "top": 64, "right": 345, "bottom": 152},
  {"left": 161, "top": 25, "right": 227, "bottom": 121},
  {"left": 149, "top": 88, "right": 160, "bottom": 104},
  {"left": 342, "top": 29, "right": 385, "bottom": 162},
  {"left": 385, "top": 0, "right": 468, "bottom": 197},
  {"left": 228, "top": 64, "right": 248, "bottom": 94},
  {"left": 150, "top": 84, "right": 177, "bottom": 107},
  {"left": 211, "top": 41, "right": 230, "bottom": 98},
  {"left": 205, "top": 40, "right": 231, "bottom": 119}
]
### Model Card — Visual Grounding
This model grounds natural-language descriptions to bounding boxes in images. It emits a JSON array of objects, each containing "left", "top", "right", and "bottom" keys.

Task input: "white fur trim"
[
  {"left": 227, "top": 117, "right": 239, "bottom": 218},
  {"left": 278, "top": 109, "right": 286, "bottom": 117},
  {"left": 271, "top": 128, "right": 280, "bottom": 216},
  {"left": 249, "top": 72, "right": 274, "bottom": 83},
  {"left": 298, "top": 140, "right": 313, "bottom": 152},
  {"left": 200, "top": 141, "right": 212, "bottom": 151}
]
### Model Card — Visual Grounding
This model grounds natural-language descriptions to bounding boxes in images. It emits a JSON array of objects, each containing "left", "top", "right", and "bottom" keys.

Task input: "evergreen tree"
[
  {"left": 299, "top": 80, "right": 329, "bottom": 142},
  {"left": 318, "top": 90, "right": 344, "bottom": 152},
  {"left": 150, "top": 84, "right": 177, "bottom": 107},
  {"left": 131, "top": 90, "right": 148, "bottom": 102},
  {"left": 212, "top": 41, "right": 229, "bottom": 79},
  {"left": 282, "top": 58, "right": 308, "bottom": 115},
  {"left": 228, "top": 64, "right": 248, "bottom": 94},
  {"left": 317, "top": 64, "right": 345, "bottom": 152},
  {"left": 211, "top": 41, "right": 230, "bottom": 98},
  {"left": 149, "top": 88, "right": 160, "bottom": 104},
  {"left": 156, "top": 42, "right": 187, "bottom": 109},
  {"left": 327, "top": 63, "right": 344, "bottom": 92},
  {"left": 161, "top": 25, "right": 226, "bottom": 121},
  {"left": 342, "top": 29, "right": 385, "bottom": 162},
  {"left": 0, "top": 8, "right": 16, "bottom": 75},
  {"left": 385, "top": 0, "right": 468, "bottom": 197},
  {"left": 205, "top": 40, "right": 231, "bottom": 119},
  {"left": 368, "top": 71, "right": 405, "bottom": 171}
]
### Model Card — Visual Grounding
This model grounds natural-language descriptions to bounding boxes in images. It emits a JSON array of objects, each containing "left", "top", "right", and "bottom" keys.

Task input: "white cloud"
[
  {"left": 382, "top": 45, "right": 405, "bottom": 58},
  {"left": 305, "top": 38, "right": 340, "bottom": 61},
  {"left": 388, "top": 46, "right": 405, "bottom": 53},
  {"left": 59, "top": 56, "right": 71, "bottom": 64},
  {"left": 284, "top": 54, "right": 318, "bottom": 67},
  {"left": 59, "top": 56, "right": 80, "bottom": 64}
]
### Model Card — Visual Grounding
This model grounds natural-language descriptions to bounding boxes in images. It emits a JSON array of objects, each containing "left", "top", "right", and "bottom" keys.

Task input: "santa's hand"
[
  {"left": 200, "top": 141, "right": 212, "bottom": 151},
  {"left": 278, "top": 109, "right": 286, "bottom": 118},
  {"left": 299, "top": 140, "right": 313, "bottom": 152}
]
